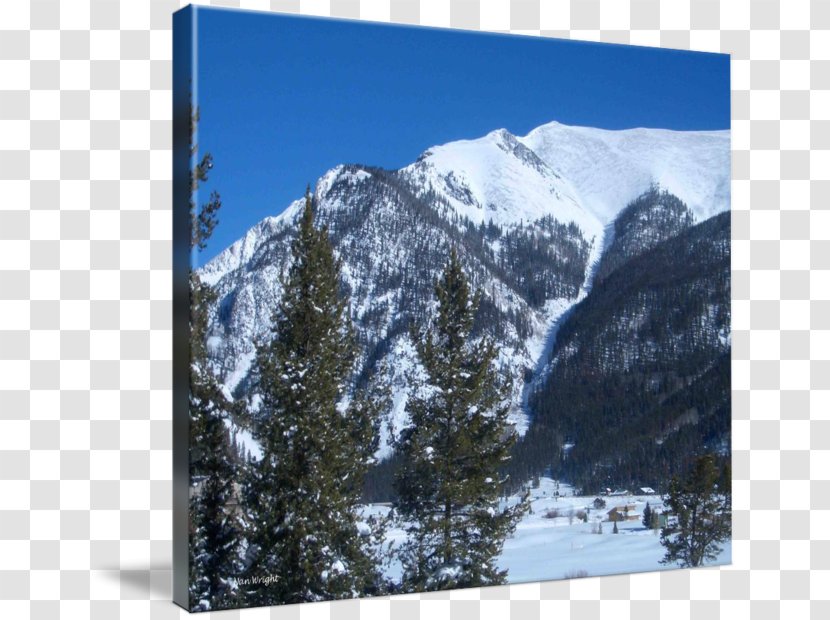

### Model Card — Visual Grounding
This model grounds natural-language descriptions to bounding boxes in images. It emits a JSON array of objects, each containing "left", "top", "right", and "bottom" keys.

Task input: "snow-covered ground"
[{"left": 364, "top": 477, "right": 731, "bottom": 586}]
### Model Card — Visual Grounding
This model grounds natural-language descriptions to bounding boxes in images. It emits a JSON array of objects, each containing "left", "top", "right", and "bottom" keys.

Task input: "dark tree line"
[
  {"left": 497, "top": 215, "right": 591, "bottom": 305},
  {"left": 507, "top": 204, "right": 731, "bottom": 495},
  {"left": 594, "top": 185, "right": 695, "bottom": 285}
]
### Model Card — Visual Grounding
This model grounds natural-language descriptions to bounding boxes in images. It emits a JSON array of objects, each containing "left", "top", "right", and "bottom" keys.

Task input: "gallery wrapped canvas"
[{"left": 173, "top": 5, "right": 731, "bottom": 612}]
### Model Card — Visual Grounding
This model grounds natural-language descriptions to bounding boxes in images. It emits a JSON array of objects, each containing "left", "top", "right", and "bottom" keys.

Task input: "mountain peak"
[
  {"left": 401, "top": 125, "right": 595, "bottom": 233},
  {"left": 315, "top": 164, "right": 373, "bottom": 201},
  {"left": 486, "top": 127, "right": 515, "bottom": 142}
]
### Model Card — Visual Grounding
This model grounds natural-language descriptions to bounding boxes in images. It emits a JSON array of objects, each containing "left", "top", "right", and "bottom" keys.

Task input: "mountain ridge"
[
  {"left": 201, "top": 120, "right": 729, "bottom": 285},
  {"left": 197, "top": 120, "right": 730, "bottom": 472}
]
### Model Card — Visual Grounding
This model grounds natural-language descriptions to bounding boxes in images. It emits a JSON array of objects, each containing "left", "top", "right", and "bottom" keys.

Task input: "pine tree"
[
  {"left": 241, "top": 190, "right": 385, "bottom": 605},
  {"left": 188, "top": 107, "right": 242, "bottom": 612},
  {"left": 642, "top": 502, "right": 652, "bottom": 529},
  {"left": 659, "top": 454, "right": 731, "bottom": 567},
  {"left": 394, "top": 248, "right": 528, "bottom": 592}
]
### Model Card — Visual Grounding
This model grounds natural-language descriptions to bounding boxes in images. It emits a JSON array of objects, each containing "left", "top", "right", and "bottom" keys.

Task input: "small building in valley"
[{"left": 607, "top": 504, "right": 640, "bottom": 522}]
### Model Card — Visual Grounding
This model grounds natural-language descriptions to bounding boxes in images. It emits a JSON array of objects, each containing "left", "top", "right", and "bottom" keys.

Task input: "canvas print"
[{"left": 172, "top": 5, "right": 732, "bottom": 612}]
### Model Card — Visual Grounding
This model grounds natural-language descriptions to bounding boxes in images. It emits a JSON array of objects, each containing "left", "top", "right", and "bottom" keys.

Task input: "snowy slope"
[
  {"left": 198, "top": 167, "right": 375, "bottom": 286},
  {"left": 400, "top": 128, "right": 603, "bottom": 241},
  {"left": 521, "top": 121, "right": 730, "bottom": 224},
  {"left": 198, "top": 198, "right": 302, "bottom": 287}
]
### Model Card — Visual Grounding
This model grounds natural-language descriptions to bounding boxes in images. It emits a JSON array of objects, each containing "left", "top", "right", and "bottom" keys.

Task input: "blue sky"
[{"left": 190, "top": 6, "right": 730, "bottom": 263}]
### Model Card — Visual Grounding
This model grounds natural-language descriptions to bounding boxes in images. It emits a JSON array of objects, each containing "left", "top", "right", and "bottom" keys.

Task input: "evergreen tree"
[
  {"left": 659, "top": 454, "right": 731, "bottom": 568},
  {"left": 394, "top": 248, "right": 528, "bottom": 592},
  {"left": 188, "top": 107, "right": 241, "bottom": 612},
  {"left": 241, "top": 190, "right": 385, "bottom": 605},
  {"left": 642, "top": 502, "right": 652, "bottom": 529}
]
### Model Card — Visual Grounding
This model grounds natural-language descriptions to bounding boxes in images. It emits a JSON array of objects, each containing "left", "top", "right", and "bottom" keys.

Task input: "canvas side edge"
[{"left": 172, "top": 4, "right": 195, "bottom": 612}]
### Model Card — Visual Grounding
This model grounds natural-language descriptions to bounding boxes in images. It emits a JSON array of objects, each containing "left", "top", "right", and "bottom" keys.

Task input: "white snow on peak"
[
  {"left": 397, "top": 119, "right": 728, "bottom": 243},
  {"left": 315, "top": 164, "right": 372, "bottom": 198},
  {"left": 199, "top": 197, "right": 304, "bottom": 286},
  {"left": 201, "top": 120, "right": 729, "bottom": 289},
  {"left": 200, "top": 165, "right": 376, "bottom": 286},
  {"left": 316, "top": 164, "right": 347, "bottom": 198},
  {"left": 520, "top": 120, "right": 730, "bottom": 224},
  {"left": 401, "top": 127, "right": 603, "bottom": 240}
]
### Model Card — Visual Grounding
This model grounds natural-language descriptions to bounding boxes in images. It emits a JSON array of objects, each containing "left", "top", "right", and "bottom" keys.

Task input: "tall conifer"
[
  {"left": 659, "top": 453, "right": 731, "bottom": 567},
  {"left": 394, "top": 248, "right": 527, "bottom": 591},
  {"left": 242, "top": 190, "right": 384, "bottom": 605},
  {"left": 188, "top": 108, "right": 242, "bottom": 611}
]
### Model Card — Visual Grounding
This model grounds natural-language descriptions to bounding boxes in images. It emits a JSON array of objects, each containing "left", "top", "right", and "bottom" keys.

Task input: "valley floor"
[{"left": 365, "top": 477, "right": 732, "bottom": 586}]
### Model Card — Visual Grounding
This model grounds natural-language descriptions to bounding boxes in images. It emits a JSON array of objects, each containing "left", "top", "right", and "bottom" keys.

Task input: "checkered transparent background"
[{"left": 0, "top": 0, "right": 827, "bottom": 618}]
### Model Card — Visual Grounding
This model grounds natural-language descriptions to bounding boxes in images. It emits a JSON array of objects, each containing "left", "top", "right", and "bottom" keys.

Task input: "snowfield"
[
  {"left": 364, "top": 477, "right": 731, "bottom": 586},
  {"left": 521, "top": 120, "right": 730, "bottom": 224},
  {"left": 401, "top": 128, "right": 600, "bottom": 238}
]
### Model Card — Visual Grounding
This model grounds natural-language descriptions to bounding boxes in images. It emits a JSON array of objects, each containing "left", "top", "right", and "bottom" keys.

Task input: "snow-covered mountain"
[
  {"left": 400, "top": 128, "right": 600, "bottom": 235},
  {"left": 521, "top": 121, "right": 730, "bottom": 223},
  {"left": 199, "top": 120, "right": 729, "bottom": 461}
]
